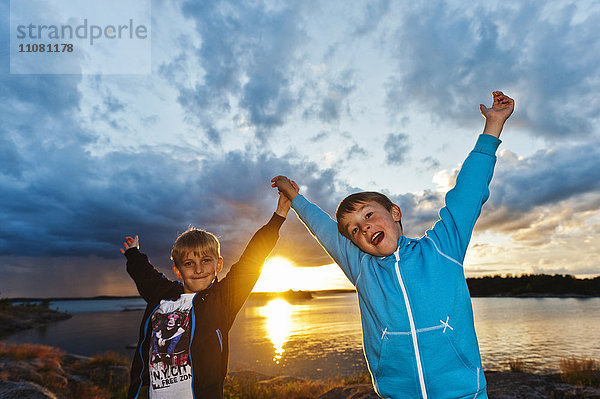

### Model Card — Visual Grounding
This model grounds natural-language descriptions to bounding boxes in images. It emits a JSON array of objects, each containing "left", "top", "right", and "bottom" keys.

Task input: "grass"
[
  {"left": 4, "top": 341, "right": 598, "bottom": 397},
  {"left": 506, "top": 357, "right": 527, "bottom": 373},
  {"left": 74, "top": 351, "right": 130, "bottom": 399},
  {"left": 0, "top": 341, "right": 64, "bottom": 362},
  {"left": 223, "top": 371, "right": 373, "bottom": 399},
  {"left": 560, "top": 357, "right": 600, "bottom": 387},
  {"left": 0, "top": 343, "right": 125, "bottom": 399},
  {"left": 224, "top": 377, "right": 328, "bottom": 399}
]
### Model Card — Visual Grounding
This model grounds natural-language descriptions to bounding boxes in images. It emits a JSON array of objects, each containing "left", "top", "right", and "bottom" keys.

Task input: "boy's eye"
[
  {"left": 351, "top": 227, "right": 358, "bottom": 235},
  {"left": 365, "top": 212, "right": 372, "bottom": 219},
  {"left": 202, "top": 258, "right": 212, "bottom": 263},
  {"left": 184, "top": 261, "right": 193, "bottom": 267}
]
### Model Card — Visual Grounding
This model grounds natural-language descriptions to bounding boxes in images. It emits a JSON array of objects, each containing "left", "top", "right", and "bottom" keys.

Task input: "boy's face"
[
  {"left": 173, "top": 252, "right": 223, "bottom": 294},
  {"left": 340, "top": 201, "right": 403, "bottom": 257}
]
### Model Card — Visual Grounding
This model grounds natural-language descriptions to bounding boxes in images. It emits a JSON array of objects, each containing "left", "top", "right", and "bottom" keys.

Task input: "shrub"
[
  {"left": 338, "top": 371, "right": 371, "bottom": 385},
  {"left": 560, "top": 357, "right": 600, "bottom": 387},
  {"left": 0, "top": 342, "right": 64, "bottom": 362},
  {"left": 88, "top": 351, "right": 130, "bottom": 367},
  {"left": 507, "top": 357, "right": 527, "bottom": 372}
]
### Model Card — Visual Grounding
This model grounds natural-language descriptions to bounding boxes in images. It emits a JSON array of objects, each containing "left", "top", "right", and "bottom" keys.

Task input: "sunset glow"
[{"left": 253, "top": 257, "right": 354, "bottom": 292}]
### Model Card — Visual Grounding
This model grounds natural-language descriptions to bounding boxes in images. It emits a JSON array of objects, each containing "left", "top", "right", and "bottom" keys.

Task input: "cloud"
[
  {"left": 351, "top": 0, "right": 391, "bottom": 37},
  {"left": 384, "top": 133, "right": 410, "bottom": 165},
  {"left": 420, "top": 156, "right": 441, "bottom": 171},
  {"left": 346, "top": 144, "right": 367, "bottom": 159},
  {"left": 2, "top": 0, "right": 600, "bottom": 297},
  {"left": 384, "top": 1, "right": 600, "bottom": 137},
  {"left": 0, "top": 113, "right": 351, "bottom": 270},
  {"left": 169, "top": 1, "right": 308, "bottom": 141},
  {"left": 317, "top": 69, "right": 357, "bottom": 123}
]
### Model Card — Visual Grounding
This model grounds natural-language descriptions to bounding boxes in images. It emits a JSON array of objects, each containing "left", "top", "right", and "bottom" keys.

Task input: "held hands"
[
  {"left": 275, "top": 192, "right": 292, "bottom": 218},
  {"left": 271, "top": 176, "right": 299, "bottom": 200},
  {"left": 480, "top": 91, "right": 514, "bottom": 138},
  {"left": 272, "top": 176, "right": 299, "bottom": 217},
  {"left": 271, "top": 176, "right": 300, "bottom": 219},
  {"left": 120, "top": 235, "right": 139, "bottom": 254}
]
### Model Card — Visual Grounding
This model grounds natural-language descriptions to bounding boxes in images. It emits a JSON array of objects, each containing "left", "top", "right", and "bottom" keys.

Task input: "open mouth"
[{"left": 371, "top": 231, "right": 384, "bottom": 246}]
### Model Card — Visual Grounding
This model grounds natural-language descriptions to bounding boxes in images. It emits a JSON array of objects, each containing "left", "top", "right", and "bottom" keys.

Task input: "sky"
[{"left": 1, "top": 0, "right": 599, "bottom": 297}]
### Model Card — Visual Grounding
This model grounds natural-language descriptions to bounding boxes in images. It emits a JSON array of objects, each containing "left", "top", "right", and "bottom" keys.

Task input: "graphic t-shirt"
[{"left": 149, "top": 293, "right": 194, "bottom": 398}]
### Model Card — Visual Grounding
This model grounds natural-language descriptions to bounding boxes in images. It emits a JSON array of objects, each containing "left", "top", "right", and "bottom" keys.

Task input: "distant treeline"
[{"left": 467, "top": 274, "right": 600, "bottom": 297}]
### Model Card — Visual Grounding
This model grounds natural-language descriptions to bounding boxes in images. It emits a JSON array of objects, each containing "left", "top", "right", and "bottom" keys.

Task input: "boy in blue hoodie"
[{"left": 272, "top": 91, "right": 514, "bottom": 399}]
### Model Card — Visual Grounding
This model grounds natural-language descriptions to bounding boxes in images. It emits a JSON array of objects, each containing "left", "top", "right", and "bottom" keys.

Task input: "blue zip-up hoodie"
[{"left": 291, "top": 134, "right": 500, "bottom": 399}]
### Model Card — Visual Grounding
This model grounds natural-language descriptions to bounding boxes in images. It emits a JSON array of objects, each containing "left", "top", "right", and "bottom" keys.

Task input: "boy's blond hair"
[
  {"left": 171, "top": 228, "right": 220, "bottom": 268},
  {"left": 336, "top": 192, "right": 401, "bottom": 239}
]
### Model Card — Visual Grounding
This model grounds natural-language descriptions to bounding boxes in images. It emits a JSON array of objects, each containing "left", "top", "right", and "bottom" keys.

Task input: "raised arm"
[
  {"left": 220, "top": 195, "right": 288, "bottom": 326},
  {"left": 271, "top": 176, "right": 363, "bottom": 285},
  {"left": 428, "top": 92, "right": 514, "bottom": 263},
  {"left": 121, "top": 236, "right": 181, "bottom": 302}
]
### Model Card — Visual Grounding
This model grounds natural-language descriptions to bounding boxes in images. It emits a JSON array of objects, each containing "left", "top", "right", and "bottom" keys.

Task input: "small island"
[
  {"left": 467, "top": 274, "right": 600, "bottom": 297},
  {"left": 0, "top": 299, "right": 71, "bottom": 337}
]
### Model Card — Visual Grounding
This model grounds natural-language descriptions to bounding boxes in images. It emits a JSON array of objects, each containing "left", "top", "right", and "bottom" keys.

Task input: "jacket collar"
[{"left": 380, "top": 235, "right": 411, "bottom": 261}]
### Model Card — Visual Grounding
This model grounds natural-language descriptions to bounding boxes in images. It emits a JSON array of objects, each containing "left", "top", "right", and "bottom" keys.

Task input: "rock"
[
  {"left": 318, "top": 384, "right": 379, "bottom": 399},
  {"left": 0, "top": 380, "right": 57, "bottom": 399},
  {"left": 0, "top": 360, "right": 43, "bottom": 385},
  {"left": 486, "top": 371, "right": 600, "bottom": 399},
  {"left": 28, "top": 358, "right": 63, "bottom": 374}
]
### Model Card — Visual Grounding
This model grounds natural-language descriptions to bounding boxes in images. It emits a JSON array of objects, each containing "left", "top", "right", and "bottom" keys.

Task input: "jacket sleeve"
[
  {"left": 291, "top": 195, "right": 363, "bottom": 285},
  {"left": 125, "top": 248, "right": 180, "bottom": 303},
  {"left": 426, "top": 134, "right": 501, "bottom": 264},
  {"left": 220, "top": 213, "right": 285, "bottom": 326}
]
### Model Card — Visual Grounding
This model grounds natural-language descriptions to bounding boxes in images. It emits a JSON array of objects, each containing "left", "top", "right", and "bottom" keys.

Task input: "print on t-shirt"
[{"left": 149, "top": 295, "right": 194, "bottom": 396}]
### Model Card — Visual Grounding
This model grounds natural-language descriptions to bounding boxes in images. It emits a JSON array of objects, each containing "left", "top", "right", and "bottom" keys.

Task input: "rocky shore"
[
  {"left": 0, "top": 302, "right": 71, "bottom": 337},
  {"left": 226, "top": 370, "right": 600, "bottom": 399},
  {"left": 1, "top": 350, "right": 600, "bottom": 399}
]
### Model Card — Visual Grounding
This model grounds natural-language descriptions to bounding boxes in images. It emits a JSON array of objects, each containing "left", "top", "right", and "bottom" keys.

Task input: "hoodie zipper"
[
  {"left": 135, "top": 303, "right": 161, "bottom": 399},
  {"left": 189, "top": 293, "right": 198, "bottom": 399},
  {"left": 393, "top": 249, "right": 428, "bottom": 399}
]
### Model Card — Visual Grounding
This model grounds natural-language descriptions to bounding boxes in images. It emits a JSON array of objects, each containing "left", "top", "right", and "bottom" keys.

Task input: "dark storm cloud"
[{"left": 385, "top": 2, "right": 600, "bottom": 137}]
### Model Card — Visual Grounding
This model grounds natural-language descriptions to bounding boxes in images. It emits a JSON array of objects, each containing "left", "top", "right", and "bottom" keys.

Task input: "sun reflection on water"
[{"left": 258, "top": 299, "right": 292, "bottom": 364}]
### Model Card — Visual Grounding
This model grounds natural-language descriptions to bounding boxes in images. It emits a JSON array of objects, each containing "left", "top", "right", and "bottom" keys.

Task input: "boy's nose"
[{"left": 361, "top": 224, "right": 370, "bottom": 233}]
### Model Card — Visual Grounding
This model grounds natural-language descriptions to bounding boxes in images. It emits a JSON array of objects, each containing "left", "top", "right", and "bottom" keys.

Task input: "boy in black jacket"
[{"left": 120, "top": 193, "right": 291, "bottom": 398}]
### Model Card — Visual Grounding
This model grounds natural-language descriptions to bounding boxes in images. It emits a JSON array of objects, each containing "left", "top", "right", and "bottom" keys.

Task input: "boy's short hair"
[
  {"left": 171, "top": 228, "right": 220, "bottom": 268},
  {"left": 336, "top": 192, "right": 400, "bottom": 238}
]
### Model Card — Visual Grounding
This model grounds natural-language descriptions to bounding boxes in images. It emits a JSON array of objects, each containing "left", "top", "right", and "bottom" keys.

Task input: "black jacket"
[{"left": 125, "top": 214, "right": 285, "bottom": 398}]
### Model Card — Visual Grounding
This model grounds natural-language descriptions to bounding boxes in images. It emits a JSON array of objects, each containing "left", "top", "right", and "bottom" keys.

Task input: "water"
[{"left": 3, "top": 295, "right": 599, "bottom": 379}]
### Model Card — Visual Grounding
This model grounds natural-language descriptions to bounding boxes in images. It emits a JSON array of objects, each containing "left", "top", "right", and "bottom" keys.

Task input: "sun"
[
  {"left": 252, "top": 256, "right": 355, "bottom": 292},
  {"left": 253, "top": 257, "right": 298, "bottom": 292}
]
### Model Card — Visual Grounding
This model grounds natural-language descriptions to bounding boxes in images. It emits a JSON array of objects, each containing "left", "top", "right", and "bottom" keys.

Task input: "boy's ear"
[
  {"left": 173, "top": 264, "right": 183, "bottom": 280},
  {"left": 216, "top": 257, "right": 224, "bottom": 274},
  {"left": 391, "top": 204, "right": 402, "bottom": 222}
]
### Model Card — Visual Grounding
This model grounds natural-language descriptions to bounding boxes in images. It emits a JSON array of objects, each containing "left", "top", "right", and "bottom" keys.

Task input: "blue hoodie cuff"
[
  {"left": 291, "top": 194, "right": 308, "bottom": 210},
  {"left": 473, "top": 134, "right": 501, "bottom": 155}
]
